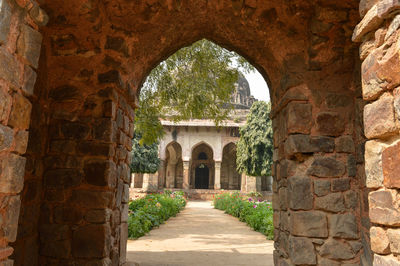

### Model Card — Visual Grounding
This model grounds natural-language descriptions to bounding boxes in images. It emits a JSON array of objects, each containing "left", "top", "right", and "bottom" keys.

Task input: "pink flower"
[{"left": 253, "top": 205, "right": 257, "bottom": 208}]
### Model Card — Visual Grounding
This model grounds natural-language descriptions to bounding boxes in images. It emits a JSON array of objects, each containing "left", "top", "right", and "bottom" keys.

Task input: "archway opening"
[
  {"left": 164, "top": 141, "right": 184, "bottom": 189},
  {"left": 191, "top": 143, "right": 215, "bottom": 190},
  {"left": 221, "top": 142, "right": 241, "bottom": 190}
]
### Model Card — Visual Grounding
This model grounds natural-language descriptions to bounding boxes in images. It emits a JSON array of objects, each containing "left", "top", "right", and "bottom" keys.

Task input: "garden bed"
[
  {"left": 213, "top": 192, "right": 274, "bottom": 240},
  {"left": 128, "top": 190, "right": 187, "bottom": 239}
]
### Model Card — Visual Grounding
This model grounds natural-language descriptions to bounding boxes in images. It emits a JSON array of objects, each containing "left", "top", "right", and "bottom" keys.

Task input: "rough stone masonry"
[{"left": 0, "top": 0, "right": 398, "bottom": 265}]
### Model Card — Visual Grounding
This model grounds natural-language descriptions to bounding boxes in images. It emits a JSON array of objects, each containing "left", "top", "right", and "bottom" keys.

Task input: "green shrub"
[
  {"left": 128, "top": 191, "right": 187, "bottom": 239},
  {"left": 213, "top": 192, "right": 274, "bottom": 240}
]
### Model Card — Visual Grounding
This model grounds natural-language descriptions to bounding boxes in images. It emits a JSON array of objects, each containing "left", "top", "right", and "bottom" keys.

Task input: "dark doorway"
[{"left": 195, "top": 165, "right": 209, "bottom": 189}]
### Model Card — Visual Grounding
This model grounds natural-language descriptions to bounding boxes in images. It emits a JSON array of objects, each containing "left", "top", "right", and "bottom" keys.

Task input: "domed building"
[{"left": 133, "top": 76, "right": 270, "bottom": 198}]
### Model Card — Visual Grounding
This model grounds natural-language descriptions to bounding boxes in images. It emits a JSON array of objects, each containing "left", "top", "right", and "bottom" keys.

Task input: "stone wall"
[
  {"left": 0, "top": 0, "right": 46, "bottom": 264},
  {"left": 353, "top": 0, "right": 400, "bottom": 264},
  {"left": 0, "top": 0, "right": 390, "bottom": 265}
]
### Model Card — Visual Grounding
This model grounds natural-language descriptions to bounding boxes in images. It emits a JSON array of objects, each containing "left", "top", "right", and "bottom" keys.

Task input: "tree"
[
  {"left": 236, "top": 101, "right": 273, "bottom": 177},
  {"left": 130, "top": 133, "right": 160, "bottom": 173},
  {"left": 136, "top": 39, "right": 254, "bottom": 144}
]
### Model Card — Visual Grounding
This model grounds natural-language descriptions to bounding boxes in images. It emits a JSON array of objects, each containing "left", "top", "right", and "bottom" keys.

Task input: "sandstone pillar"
[
  {"left": 353, "top": 2, "right": 400, "bottom": 264},
  {"left": 0, "top": 0, "right": 46, "bottom": 264},
  {"left": 143, "top": 173, "right": 158, "bottom": 192},
  {"left": 214, "top": 161, "right": 221, "bottom": 190},
  {"left": 183, "top": 161, "right": 190, "bottom": 190}
]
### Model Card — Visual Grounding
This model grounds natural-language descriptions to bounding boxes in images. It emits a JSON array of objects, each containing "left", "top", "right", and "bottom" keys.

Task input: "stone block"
[
  {"left": 287, "top": 176, "right": 313, "bottom": 210},
  {"left": 288, "top": 236, "right": 316, "bottom": 265},
  {"left": 330, "top": 214, "right": 359, "bottom": 239},
  {"left": 332, "top": 178, "right": 350, "bottom": 192},
  {"left": 40, "top": 224, "right": 70, "bottom": 241},
  {"left": 369, "top": 190, "right": 400, "bottom": 226},
  {"left": 0, "top": 124, "right": 13, "bottom": 152},
  {"left": 54, "top": 206, "right": 84, "bottom": 224},
  {"left": 374, "top": 254, "right": 400, "bottom": 265},
  {"left": 286, "top": 102, "right": 312, "bottom": 134},
  {"left": 0, "top": 0, "right": 11, "bottom": 45},
  {"left": 359, "top": 0, "right": 379, "bottom": 17},
  {"left": 122, "top": 184, "right": 130, "bottom": 203},
  {"left": 278, "top": 187, "right": 287, "bottom": 211},
  {"left": 44, "top": 169, "right": 82, "bottom": 189},
  {"left": 84, "top": 159, "right": 117, "bottom": 187},
  {"left": 71, "top": 190, "right": 114, "bottom": 208},
  {"left": 61, "top": 122, "right": 90, "bottom": 140},
  {"left": 28, "top": 3, "right": 49, "bottom": 26},
  {"left": 17, "top": 24, "right": 43, "bottom": 68},
  {"left": 120, "top": 223, "right": 128, "bottom": 263},
  {"left": 0, "top": 154, "right": 26, "bottom": 193},
  {"left": 387, "top": 229, "right": 400, "bottom": 254},
  {"left": 120, "top": 163, "right": 131, "bottom": 183},
  {"left": 0, "top": 87, "right": 10, "bottom": 122},
  {"left": 22, "top": 66, "right": 37, "bottom": 96},
  {"left": 0, "top": 47, "right": 20, "bottom": 87},
  {"left": 365, "top": 140, "right": 386, "bottom": 188},
  {"left": 85, "top": 209, "right": 112, "bottom": 224},
  {"left": 78, "top": 141, "right": 115, "bottom": 157},
  {"left": 50, "top": 140, "right": 77, "bottom": 154},
  {"left": 289, "top": 211, "right": 328, "bottom": 238},
  {"left": 344, "top": 190, "right": 359, "bottom": 210},
  {"left": 326, "top": 93, "right": 352, "bottom": 108},
  {"left": 73, "top": 224, "right": 111, "bottom": 258},
  {"left": 383, "top": 141, "right": 400, "bottom": 188},
  {"left": 314, "top": 179, "right": 330, "bottom": 197},
  {"left": 335, "top": 135, "right": 355, "bottom": 153},
  {"left": 371, "top": 226, "right": 390, "bottom": 254},
  {"left": 353, "top": 4, "right": 383, "bottom": 42},
  {"left": 14, "top": 130, "right": 29, "bottom": 154},
  {"left": 3, "top": 196, "right": 21, "bottom": 242},
  {"left": 315, "top": 192, "right": 345, "bottom": 213},
  {"left": 40, "top": 239, "right": 71, "bottom": 259},
  {"left": 364, "top": 93, "right": 398, "bottom": 138},
  {"left": 8, "top": 93, "right": 32, "bottom": 130},
  {"left": 320, "top": 239, "right": 355, "bottom": 260},
  {"left": 94, "top": 119, "right": 117, "bottom": 142},
  {"left": 105, "top": 36, "right": 129, "bottom": 56},
  {"left": 98, "top": 70, "right": 121, "bottom": 84},
  {"left": 347, "top": 154, "right": 356, "bottom": 177},
  {"left": 308, "top": 156, "right": 345, "bottom": 178},
  {"left": 316, "top": 112, "right": 345, "bottom": 137},
  {"left": 285, "top": 134, "right": 334, "bottom": 156}
]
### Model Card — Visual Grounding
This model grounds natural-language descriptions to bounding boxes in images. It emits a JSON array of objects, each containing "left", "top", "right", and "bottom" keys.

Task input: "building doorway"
[{"left": 195, "top": 164, "right": 210, "bottom": 189}]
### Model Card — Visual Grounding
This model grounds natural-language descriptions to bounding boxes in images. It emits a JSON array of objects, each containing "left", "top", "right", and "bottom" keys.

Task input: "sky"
[{"left": 244, "top": 70, "right": 270, "bottom": 102}]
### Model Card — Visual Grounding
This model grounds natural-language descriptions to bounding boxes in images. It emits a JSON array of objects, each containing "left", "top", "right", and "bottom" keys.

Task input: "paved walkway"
[{"left": 127, "top": 201, "right": 274, "bottom": 266}]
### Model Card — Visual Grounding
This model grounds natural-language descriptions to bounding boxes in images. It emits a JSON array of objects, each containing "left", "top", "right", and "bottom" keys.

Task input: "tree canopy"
[
  {"left": 130, "top": 133, "right": 160, "bottom": 173},
  {"left": 236, "top": 101, "right": 273, "bottom": 177},
  {"left": 135, "top": 39, "right": 254, "bottom": 144}
]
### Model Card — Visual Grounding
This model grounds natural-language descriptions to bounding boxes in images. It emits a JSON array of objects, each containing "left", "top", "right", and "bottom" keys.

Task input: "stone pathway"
[{"left": 126, "top": 201, "right": 274, "bottom": 266}]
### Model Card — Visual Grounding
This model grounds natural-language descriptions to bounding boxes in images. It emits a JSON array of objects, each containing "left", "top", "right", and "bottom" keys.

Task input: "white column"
[
  {"left": 214, "top": 161, "right": 221, "bottom": 190},
  {"left": 183, "top": 161, "right": 190, "bottom": 190}
]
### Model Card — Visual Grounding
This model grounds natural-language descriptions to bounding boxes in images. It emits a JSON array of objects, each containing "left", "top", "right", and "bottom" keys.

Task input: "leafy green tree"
[
  {"left": 130, "top": 133, "right": 160, "bottom": 173},
  {"left": 236, "top": 101, "right": 273, "bottom": 177},
  {"left": 136, "top": 39, "right": 254, "bottom": 144}
]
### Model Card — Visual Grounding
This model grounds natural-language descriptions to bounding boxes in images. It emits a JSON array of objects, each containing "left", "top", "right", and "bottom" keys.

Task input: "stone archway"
[{"left": 2, "top": 0, "right": 400, "bottom": 265}]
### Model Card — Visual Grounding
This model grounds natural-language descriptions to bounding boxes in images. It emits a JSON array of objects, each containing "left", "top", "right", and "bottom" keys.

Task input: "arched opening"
[
  {"left": 191, "top": 142, "right": 215, "bottom": 190},
  {"left": 221, "top": 142, "right": 241, "bottom": 190},
  {"left": 164, "top": 141, "right": 184, "bottom": 189}
]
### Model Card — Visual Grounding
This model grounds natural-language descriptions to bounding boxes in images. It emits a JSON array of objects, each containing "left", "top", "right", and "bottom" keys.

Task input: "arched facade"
[{"left": 1, "top": 0, "right": 399, "bottom": 265}]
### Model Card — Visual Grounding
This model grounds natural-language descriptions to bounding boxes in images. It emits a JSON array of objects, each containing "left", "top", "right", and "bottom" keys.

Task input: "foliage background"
[{"left": 236, "top": 101, "right": 273, "bottom": 177}]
